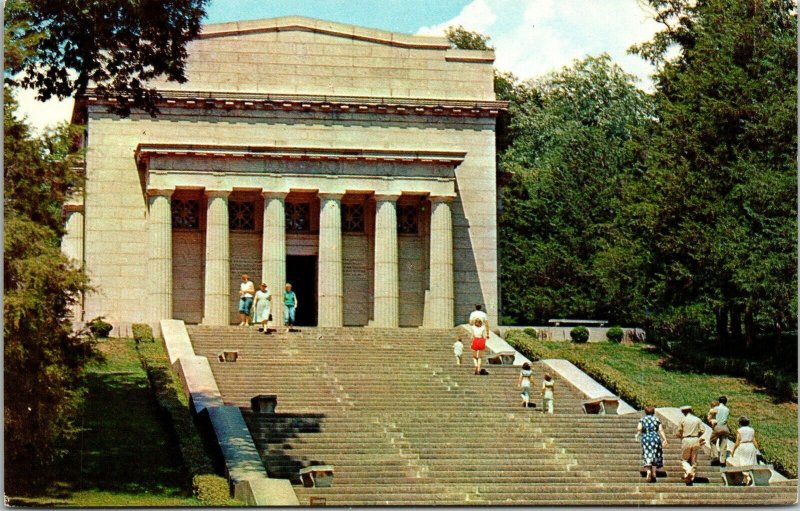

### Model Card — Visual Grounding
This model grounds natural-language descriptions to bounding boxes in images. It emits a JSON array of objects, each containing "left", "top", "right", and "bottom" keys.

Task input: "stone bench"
[
  {"left": 251, "top": 394, "right": 278, "bottom": 414},
  {"left": 487, "top": 351, "right": 516, "bottom": 365},
  {"left": 720, "top": 465, "right": 774, "bottom": 486},
  {"left": 217, "top": 350, "right": 239, "bottom": 363},
  {"left": 582, "top": 396, "right": 620, "bottom": 415},
  {"left": 299, "top": 465, "right": 334, "bottom": 488}
]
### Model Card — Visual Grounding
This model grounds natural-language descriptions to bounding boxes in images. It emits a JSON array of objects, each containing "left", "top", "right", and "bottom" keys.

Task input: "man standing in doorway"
[
  {"left": 238, "top": 274, "right": 255, "bottom": 326},
  {"left": 284, "top": 283, "right": 298, "bottom": 327}
]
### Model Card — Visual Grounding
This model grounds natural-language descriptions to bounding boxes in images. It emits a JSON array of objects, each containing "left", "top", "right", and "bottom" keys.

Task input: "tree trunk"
[
  {"left": 730, "top": 306, "right": 743, "bottom": 345},
  {"left": 715, "top": 306, "right": 729, "bottom": 346},
  {"left": 744, "top": 308, "right": 755, "bottom": 351}
]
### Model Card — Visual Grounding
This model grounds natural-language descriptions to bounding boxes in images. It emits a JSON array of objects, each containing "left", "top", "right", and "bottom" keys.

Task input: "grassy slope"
[
  {"left": 507, "top": 334, "right": 798, "bottom": 478},
  {"left": 8, "top": 338, "right": 201, "bottom": 507}
]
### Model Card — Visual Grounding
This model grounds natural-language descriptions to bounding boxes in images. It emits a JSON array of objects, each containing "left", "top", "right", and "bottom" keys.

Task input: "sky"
[{"left": 15, "top": 0, "right": 663, "bottom": 134}]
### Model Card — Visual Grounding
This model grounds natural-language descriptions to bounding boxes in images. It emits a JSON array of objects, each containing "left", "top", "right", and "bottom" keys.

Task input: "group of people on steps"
[
  {"left": 637, "top": 396, "right": 762, "bottom": 485},
  {"left": 237, "top": 274, "right": 298, "bottom": 331}
]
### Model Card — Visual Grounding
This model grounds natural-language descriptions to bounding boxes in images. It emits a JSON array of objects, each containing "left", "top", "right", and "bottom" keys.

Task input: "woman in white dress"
[
  {"left": 541, "top": 374, "right": 555, "bottom": 414},
  {"left": 252, "top": 283, "right": 272, "bottom": 333},
  {"left": 729, "top": 416, "right": 759, "bottom": 468},
  {"left": 518, "top": 362, "right": 533, "bottom": 408}
]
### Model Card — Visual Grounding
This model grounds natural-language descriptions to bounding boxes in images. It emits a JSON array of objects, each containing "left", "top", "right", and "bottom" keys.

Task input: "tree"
[
  {"left": 4, "top": 0, "right": 208, "bottom": 116},
  {"left": 498, "top": 55, "right": 654, "bottom": 324},
  {"left": 3, "top": 89, "right": 96, "bottom": 488},
  {"left": 445, "top": 25, "right": 493, "bottom": 51},
  {"left": 628, "top": 0, "right": 797, "bottom": 349}
]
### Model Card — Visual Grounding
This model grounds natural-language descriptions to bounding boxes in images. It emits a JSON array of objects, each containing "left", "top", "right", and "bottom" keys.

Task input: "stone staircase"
[{"left": 188, "top": 326, "right": 798, "bottom": 506}]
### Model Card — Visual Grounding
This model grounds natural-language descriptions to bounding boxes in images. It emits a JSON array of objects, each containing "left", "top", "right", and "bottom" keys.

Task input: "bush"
[
  {"left": 88, "top": 316, "right": 113, "bottom": 338},
  {"left": 132, "top": 323, "right": 154, "bottom": 344},
  {"left": 606, "top": 327, "right": 624, "bottom": 343},
  {"left": 505, "top": 331, "right": 549, "bottom": 361},
  {"left": 192, "top": 474, "right": 234, "bottom": 506},
  {"left": 570, "top": 326, "right": 589, "bottom": 343},
  {"left": 523, "top": 327, "right": 538, "bottom": 338}
]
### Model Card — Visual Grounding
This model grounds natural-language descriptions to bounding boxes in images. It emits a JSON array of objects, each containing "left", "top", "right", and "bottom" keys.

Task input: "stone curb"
[{"left": 540, "top": 359, "right": 638, "bottom": 415}]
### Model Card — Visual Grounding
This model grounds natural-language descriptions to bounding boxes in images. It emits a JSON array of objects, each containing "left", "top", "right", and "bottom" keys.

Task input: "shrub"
[
  {"left": 88, "top": 316, "right": 113, "bottom": 338},
  {"left": 523, "top": 327, "right": 538, "bottom": 338},
  {"left": 192, "top": 474, "right": 233, "bottom": 506},
  {"left": 132, "top": 323, "right": 154, "bottom": 344},
  {"left": 570, "top": 326, "right": 589, "bottom": 343},
  {"left": 505, "top": 331, "right": 550, "bottom": 361},
  {"left": 606, "top": 327, "right": 624, "bottom": 343}
]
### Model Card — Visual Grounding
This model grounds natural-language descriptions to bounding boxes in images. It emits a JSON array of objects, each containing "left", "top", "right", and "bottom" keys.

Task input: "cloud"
[
  {"left": 416, "top": 0, "right": 662, "bottom": 90},
  {"left": 12, "top": 87, "right": 75, "bottom": 136}
]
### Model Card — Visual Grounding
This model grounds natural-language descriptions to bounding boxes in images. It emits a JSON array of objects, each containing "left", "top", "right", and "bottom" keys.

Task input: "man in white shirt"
[
  {"left": 238, "top": 274, "right": 255, "bottom": 326},
  {"left": 468, "top": 305, "right": 490, "bottom": 375}
]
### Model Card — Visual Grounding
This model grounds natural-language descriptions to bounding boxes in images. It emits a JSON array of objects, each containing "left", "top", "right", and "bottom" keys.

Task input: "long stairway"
[{"left": 188, "top": 326, "right": 797, "bottom": 506}]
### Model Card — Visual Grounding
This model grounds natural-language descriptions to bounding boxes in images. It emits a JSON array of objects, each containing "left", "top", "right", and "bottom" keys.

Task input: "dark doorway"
[{"left": 286, "top": 255, "right": 318, "bottom": 326}]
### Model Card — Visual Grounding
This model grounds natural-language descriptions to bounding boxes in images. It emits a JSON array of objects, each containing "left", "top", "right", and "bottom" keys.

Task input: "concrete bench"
[
  {"left": 251, "top": 394, "right": 278, "bottom": 414},
  {"left": 548, "top": 319, "right": 608, "bottom": 327},
  {"left": 299, "top": 465, "right": 334, "bottom": 488},
  {"left": 720, "top": 465, "right": 774, "bottom": 486},
  {"left": 217, "top": 350, "right": 239, "bottom": 363},
  {"left": 487, "top": 351, "right": 516, "bottom": 365},
  {"left": 582, "top": 396, "right": 620, "bottom": 415}
]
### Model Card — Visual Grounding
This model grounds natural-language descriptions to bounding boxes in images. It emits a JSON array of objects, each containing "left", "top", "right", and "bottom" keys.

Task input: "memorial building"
[{"left": 64, "top": 17, "right": 505, "bottom": 331}]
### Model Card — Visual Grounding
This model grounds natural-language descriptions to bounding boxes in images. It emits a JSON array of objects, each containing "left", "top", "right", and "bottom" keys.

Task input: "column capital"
[
  {"left": 262, "top": 190, "right": 289, "bottom": 199},
  {"left": 205, "top": 189, "right": 231, "bottom": 198},
  {"left": 374, "top": 193, "right": 401, "bottom": 202},
  {"left": 429, "top": 194, "right": 456, "bottom": 204},
  {"left": 147, "top": 188, "right": 175, "bottom": 198},
  {"left": 318, "top": 192, "right": 345, "bottom": 201}
]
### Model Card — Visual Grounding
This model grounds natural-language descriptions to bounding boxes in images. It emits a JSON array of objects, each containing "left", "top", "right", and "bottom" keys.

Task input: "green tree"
[
  {"left": 445, "top": 25, "right": 493, "bottom": 50},
  {"left": 498, "top": 55, "right": 654, "bottom": 324},
  {"left": 628, "top": 0, "right": 797, "bottom": 349},
  {"left": 4, "top": 0, "right": 208, "bottom": 116}
]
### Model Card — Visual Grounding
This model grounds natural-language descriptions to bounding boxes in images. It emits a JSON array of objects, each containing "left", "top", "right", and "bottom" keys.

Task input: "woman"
[
  {"left": 252, "top": 283, "right": 272, "bottom": 333},
  {"left": 470, "top": 317, "right": 488, "bottom": 375},
  {"left": 636, "top": 406, "right": 668, "bottom": 482},
  {"left": 542, "top": 374, "right": 555, "bottom": 414},
  {"left": 518, "top": 362, "right": 533, "bottom": 408},
  {"left": 728, "top": 416, "right": 760, "bottom": 484}
]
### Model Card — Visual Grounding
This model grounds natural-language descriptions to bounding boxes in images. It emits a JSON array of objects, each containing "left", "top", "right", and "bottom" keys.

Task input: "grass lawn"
[
  {"left": 7, "top": 338, "right": 202, "bottom": 507},
  {"left": 507, "top": 334, "right": 798, "bottom": 478}
]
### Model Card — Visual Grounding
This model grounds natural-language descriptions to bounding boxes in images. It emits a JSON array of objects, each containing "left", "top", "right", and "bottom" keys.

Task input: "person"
[
  {"left": 518, "top": 362, "right": 533, "bottom": 408},
  {"left": 453, "top": 337, "right": 464, "bottom": 365},
  {"left": 283, "top": 283, "right": 298, "bottom": 327},
  {"left": 728, "top": 416, "right": 760, "bottom": 484},
  {"left": 636, "top": 406, "right": 668, "bottom": 482},
  {"left": 541, "top": 374, "right": 555, "bottom": 414},
  {"left": 253, "top": 283, "right": 272, "bottom": 333},
  {"left": 707, "top": 395, "right": 731, "bottom": 465},
  {"left": 676, "top": 405, "right": 706, "bottom": 485},
  {"left": 470, "top": 316, "right": 488, "bottom": 375},
  {"left": 238, "top": 274, "right": 255, "bottom": 326}
]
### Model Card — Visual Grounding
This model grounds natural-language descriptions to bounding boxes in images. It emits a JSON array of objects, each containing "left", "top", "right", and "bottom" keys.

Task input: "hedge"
[
  {"left": 88, "top": 316, "right": 113, "bottom": 338},
  {"left": 136, "top": 341, "right": 237, "bottom": 506},
  {"left": 132, "top": 323, "right": 154, "bottom": 344}
]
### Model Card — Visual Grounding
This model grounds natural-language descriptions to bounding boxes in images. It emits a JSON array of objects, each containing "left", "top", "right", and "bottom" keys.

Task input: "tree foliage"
[
  {"left": 445, "top": 25, "right": 493, "bottom": 51},
  {"left": 624, "top": 0, "right": 797, "bottom": 348},
  {"left": 4, "top": 0, "right": 208, "bottom": 116},
  {"left": 3, "top": 90, "right": 97, "bottom": 485},
  {"left": 498, "top": 55, "right": 654, "bottom": 324}
]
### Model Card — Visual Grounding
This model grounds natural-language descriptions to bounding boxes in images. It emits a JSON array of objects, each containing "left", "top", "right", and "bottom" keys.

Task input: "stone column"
[
  {"left": 317, "top": 193, "right": 343, "bottom": 327},
  {"left": 262, "top": 191, "right": 287, "bottom": 327},
  {"left": 147, "top": 190, "right": 173, "bottom": 322},
  {"left": 62, "top": 204, "right": 85, "bottom": 321},
  {"left": 425, "top": 196, "right": 454, "bottom": 328},
  {"left": 373, "top": 194, "right": 399, "bottom": 327},
  {"left": 203, "top": 190, "right": 230, "bottom": 325}
]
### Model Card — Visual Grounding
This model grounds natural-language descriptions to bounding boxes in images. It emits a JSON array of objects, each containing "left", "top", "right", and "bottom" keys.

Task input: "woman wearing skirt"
[
  {"left": 728, "top": 416, "right": 760, "bottom": 485},
  {"left": 636, "top": 406, "right": 668, "bottom": 482}
]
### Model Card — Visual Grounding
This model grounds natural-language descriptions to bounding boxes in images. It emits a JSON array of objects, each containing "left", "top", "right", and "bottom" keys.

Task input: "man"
[
  {"left": 676, "top": 405, "right": 706, "bottom": 485},
  {"left": 707, "top": 396, "right": 731, "bottom": 465},
  {"left": 284, "top": 282, "right": 298, "bottom": 327},
  {"left": 238, "top": 274, "right": 255, "bottom": 326},
  {"left": 468, "top": 305, "right": 489, "bottom": 375}
]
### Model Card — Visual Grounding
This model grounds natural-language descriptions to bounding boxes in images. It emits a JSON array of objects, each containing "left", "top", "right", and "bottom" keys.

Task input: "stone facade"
[{"left": 69, "top": 16, "right": 504, "bottom": 330}]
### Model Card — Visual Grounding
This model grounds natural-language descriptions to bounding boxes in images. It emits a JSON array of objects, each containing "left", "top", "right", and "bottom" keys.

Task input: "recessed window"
[
  {"left": 172, "top": 199, "right": 200, "bottom": 229},
  {"left": 285, "top": 202, "right": 310, "bottom": 233},
  {"left": 229, "top": 201, "right": 255, "bottom": 231},
  {"left": 342, "top": 203, "right": 365, "bottom": 233},
  {"left": 398, "top": 205, "right": 419, "bottom": 234}
]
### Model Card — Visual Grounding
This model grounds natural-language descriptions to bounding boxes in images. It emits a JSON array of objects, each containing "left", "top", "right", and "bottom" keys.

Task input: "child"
[
  {"left": 542, "top": 373, "right": 555, "bottom": 414},
  {"left": 518, "top": 362, "right": 533, "bottom": 408},
  {"left": 453, "top": 338, "right": 464, "bottom": 365}
]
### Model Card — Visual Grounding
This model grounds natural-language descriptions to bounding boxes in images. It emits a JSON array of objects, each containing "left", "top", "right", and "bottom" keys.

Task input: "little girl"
[
  {"left": 542, "top": 374, "right": 555, "bottom": 414},
  {"left": 518, "top": 362, "right": 533, "bottom": 408},
  {"left": 453, "top": 338, "right": 464, "bottom": 365}
]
